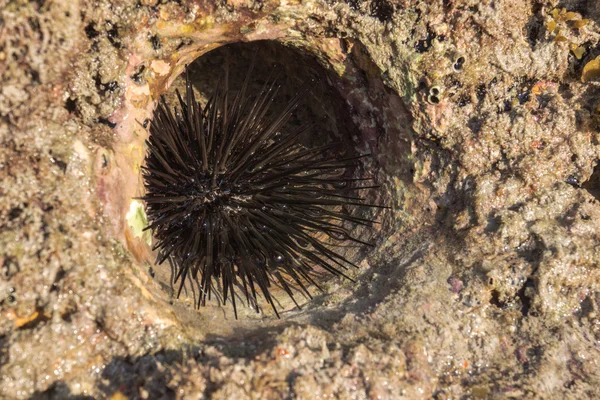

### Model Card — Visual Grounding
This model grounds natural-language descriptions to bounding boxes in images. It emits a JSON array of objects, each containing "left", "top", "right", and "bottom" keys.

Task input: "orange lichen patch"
[
  {"left": 109, "top": 392, "right": 128, "bottom": 400},
  {"left": 131, "top": 12, "right": 150, "bottom": 31},
  {"left": 276, "top": 347, "right": 292, "bottom": 358},
  {"left": 530, "top": 140, "right": 544, "bottom": 150},
  {"left": 582, "top": 56, "right": 600, "bottom": 83},
  {"left": 531, "top": 80, "right": 557, "bottom": 96},
  {"left": 15, "top": 308, "right": 51, "bottom": 329}
]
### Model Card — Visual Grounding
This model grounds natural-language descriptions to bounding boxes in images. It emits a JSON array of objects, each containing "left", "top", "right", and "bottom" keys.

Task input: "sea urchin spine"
[{"left": 140, "top": 63, "right": 382, "bottom": 318}]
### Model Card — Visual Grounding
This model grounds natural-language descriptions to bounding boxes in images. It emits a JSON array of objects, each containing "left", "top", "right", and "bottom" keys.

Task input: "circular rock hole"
[{"left": 140, "top": 40, "right": 385, "bottom": 330}]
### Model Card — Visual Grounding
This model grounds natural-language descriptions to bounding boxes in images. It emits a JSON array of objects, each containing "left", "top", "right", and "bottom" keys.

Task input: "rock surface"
[{"left": 1, "top": 0, "right": 600, "bottom": 398}]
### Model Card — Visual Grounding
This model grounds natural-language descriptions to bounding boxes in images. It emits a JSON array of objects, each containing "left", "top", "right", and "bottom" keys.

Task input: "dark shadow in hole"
[
  {"left": 169, "top": 40, "right": 357, "bottom": 149},
  {"left": 286, "top": 38, "right": 422, "bottom": 329},
  {"left": 150, "top": 39, "right": 397, "bottom": 320}
]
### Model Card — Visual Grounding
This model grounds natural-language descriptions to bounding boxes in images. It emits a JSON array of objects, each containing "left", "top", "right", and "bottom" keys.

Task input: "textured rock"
[{"left": 1, "top": 0, "right": 600, "bottom": 398}]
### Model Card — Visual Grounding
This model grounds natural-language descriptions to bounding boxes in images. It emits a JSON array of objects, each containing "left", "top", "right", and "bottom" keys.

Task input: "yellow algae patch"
[
  {"left": 547, "top": 7, "right": 589, "bottom": 59},
  {"left": 573, "top": 19, "right": 589, "bottom": 28},
  {"left": 550, "top": 8, "right": 579, "bottom": 23},
  {"left": 569, "top": 43, "right": 586, "bottom": 60},
  {"left": 582, "top": 56, "right": 600, "bottom": 83}
]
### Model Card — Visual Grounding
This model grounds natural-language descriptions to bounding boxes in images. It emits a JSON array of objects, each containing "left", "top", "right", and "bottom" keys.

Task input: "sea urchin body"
[{"left": 141, "top": 63, "right": 381, "bottom": 318}]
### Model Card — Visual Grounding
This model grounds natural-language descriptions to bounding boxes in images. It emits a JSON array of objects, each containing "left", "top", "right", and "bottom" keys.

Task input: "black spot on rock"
[
  {"left": 84, "top": 22, "right": 99, "bottom": 39},
  {"left": 370, "top": 0, "right": 394, "bottom": 22},
  {"left": 468, "top": 117, "right": 483, "bottom": 134},
  {"left": 150, "top": 34, "right": 161, "bottom": 51},
  {"left": 566, "top": 175, "right": 580, "bottom": 187},
  {"left": 476, "top": 84, "right": 487, "bottom": 102},
  {"left": 97, "top": 117, "right": 117, "bottom": 129},
  {"left": 106, "top": 21, "right": 122, "bottom": 49},
  {"left": 345, "top": 0, "right": 361, "bottom": 10},
  {"left": 131, "top": 65, "right": 146, "bottom": 84},
  {"left": 64, "top": 97, "right": 77, "bottom": 113},
  {"left": 8, "top": 207, "right": 23, "bottom": 221},
  {"left": 415, "top": 30, "right": 437, "bottom": 53}
]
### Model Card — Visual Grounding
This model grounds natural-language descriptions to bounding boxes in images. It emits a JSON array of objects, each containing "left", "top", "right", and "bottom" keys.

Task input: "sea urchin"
[{"left": 140, "top": 62, "right": 381, "bottom": 318}]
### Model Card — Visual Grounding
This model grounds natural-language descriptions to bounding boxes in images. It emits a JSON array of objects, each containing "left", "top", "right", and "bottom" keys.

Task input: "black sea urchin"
[{"left": 141, "top": 63, "right": 381, "bottom": 318}]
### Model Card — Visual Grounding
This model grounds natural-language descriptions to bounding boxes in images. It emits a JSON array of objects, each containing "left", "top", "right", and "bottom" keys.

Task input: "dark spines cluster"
[{"left": 141, "top": 64, "right": 381, "bottom": 318}]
